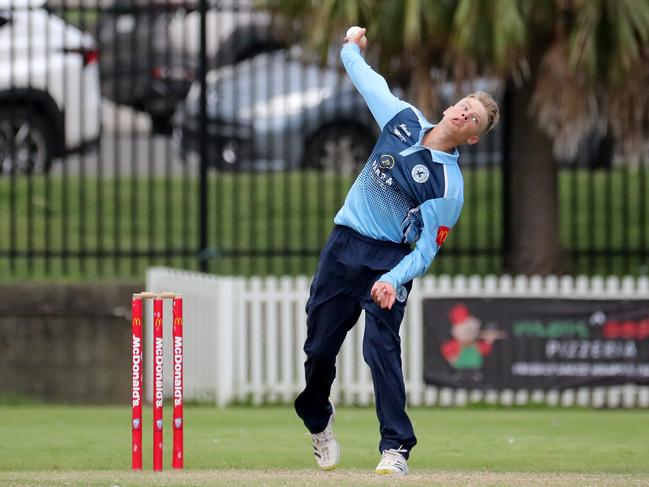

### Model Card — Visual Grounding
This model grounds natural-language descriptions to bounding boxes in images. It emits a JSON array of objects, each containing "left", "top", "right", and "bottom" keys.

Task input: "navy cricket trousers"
[{"left": 294, "top": 225, "right": 417, "bottom": 457}]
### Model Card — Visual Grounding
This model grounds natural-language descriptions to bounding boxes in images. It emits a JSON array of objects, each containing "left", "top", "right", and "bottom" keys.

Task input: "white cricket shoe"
[
  {"left": 375, "top": 446, "right": 409, "bottom": 476},
  {"left": 311, "top": 403, "right": 340, "bottom": 471}
]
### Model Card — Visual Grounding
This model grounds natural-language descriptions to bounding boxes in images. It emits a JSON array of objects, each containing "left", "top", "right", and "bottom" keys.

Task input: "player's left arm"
[{"left": 372, "top": 198, "right": 462, "bottom": 309}]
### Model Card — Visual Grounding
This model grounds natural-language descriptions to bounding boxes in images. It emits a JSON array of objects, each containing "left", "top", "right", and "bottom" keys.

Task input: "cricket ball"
[{"left": 346, "top": 26, "right": 366, "bottom": 43}]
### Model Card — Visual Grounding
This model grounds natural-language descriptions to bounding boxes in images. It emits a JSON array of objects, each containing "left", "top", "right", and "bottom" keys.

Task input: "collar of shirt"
[
  {"left": 399, "top": 124, "right": 460, "bottom": 166},
  {"left": 403, "top": 107, "right": 460, "bottom": 165}
]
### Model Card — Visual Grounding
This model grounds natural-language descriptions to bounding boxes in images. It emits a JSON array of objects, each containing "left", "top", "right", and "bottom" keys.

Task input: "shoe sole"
[
  {"left": 375, "top": 468, "right": 407, "bottom": 476},
  {"left": 318, "top": 442, "right": 340, "bottom": 471}
]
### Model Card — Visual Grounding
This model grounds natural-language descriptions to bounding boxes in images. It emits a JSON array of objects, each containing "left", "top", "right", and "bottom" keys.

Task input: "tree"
[{"left": 262, "top": 0, "right": 649, "bottom": 275}]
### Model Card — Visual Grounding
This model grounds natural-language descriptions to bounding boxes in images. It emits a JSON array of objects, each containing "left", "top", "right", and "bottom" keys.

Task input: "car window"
[{"left": 224, "top": 27, "right": 287, "bottom": 65}]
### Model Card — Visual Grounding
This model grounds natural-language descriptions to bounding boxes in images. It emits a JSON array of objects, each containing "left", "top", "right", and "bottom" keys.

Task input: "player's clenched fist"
[{"left": 371, "top": 280, "right": 396, "bottom": 310}]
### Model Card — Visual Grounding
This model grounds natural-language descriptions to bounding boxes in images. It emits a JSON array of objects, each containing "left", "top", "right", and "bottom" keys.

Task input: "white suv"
[{"left": 0, "top": 0, "right": 101, "bottom": 173}]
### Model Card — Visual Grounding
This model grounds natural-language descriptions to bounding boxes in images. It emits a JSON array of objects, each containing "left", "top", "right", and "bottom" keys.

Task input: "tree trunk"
[
  {"left": 503, "top": 80, "right": 564, "bottom": 275},
  {"left": 412, "top": 60, "right": 437, "bottom": 119}
]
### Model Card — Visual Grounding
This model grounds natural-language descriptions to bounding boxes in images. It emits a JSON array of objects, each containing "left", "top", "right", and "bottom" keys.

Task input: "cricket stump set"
[{"left": 131, "top": 291, "right": 183, "bottom": 471}]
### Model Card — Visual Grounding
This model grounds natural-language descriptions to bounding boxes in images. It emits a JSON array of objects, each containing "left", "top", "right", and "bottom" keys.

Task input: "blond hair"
[{"left": 467, "top": 91, "right": 499, "bottom": 134}]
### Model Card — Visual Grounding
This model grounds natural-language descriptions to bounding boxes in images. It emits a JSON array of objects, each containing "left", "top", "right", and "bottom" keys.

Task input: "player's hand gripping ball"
[{"left": 345, "top": 26, "right": 367, "bottom": 50}]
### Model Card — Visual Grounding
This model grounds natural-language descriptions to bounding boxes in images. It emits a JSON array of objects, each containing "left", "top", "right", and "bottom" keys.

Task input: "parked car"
[
  {"left": 554, "top": 125, "right": 615, "bottom": 169},
  {"left": 171, "top": 46, "right": 378, "bottom": 172},
  {"left": 98, "top": 0, "right": 285, "bottom": 133},
  {"left": 0, "top": 0, "right": 101, "bottom": 174}
]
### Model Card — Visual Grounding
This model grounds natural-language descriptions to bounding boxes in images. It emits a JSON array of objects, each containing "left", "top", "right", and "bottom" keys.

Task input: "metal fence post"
[
  {"left": 501, "top": 82, "right": 512, "bottom": 272},
  {"left": 198, "top": 0, "right": 209, "bottom": 273}
]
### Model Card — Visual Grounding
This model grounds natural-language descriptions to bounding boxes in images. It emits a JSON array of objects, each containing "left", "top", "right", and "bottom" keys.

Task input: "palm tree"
[{"left": 262, "top": 0, "right": 649, "bottom": 275}]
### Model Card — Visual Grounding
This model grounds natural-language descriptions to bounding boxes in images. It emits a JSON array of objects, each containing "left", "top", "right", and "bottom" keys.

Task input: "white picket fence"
[{"left": 144, "top": 267, "right": 649, "bottom": 408}]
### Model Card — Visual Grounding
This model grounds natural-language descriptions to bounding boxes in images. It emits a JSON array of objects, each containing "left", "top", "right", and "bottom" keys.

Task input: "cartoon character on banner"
[{"left": 441, "top": 304, "right": 506, "bottom": 381}]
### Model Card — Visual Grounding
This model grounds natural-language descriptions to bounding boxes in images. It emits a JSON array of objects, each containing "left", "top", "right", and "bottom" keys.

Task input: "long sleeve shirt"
[{"left": 334, "top": 43, "right": 464, "bottom": 290}]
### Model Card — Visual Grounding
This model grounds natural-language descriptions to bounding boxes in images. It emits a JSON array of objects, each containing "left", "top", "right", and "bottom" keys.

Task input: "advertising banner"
[{"left": 423, "top": 298, "right": 649, "bottom": 389}]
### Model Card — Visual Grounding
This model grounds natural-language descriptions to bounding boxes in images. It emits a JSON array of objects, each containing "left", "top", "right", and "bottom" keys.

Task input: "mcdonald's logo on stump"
[{"left": 131, "top": 291, "right": 184, "bottom": 471}]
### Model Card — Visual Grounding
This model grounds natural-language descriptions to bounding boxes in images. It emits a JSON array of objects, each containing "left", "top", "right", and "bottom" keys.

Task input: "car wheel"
[
  {"left": 0, "top": 106, "right": 54, "bottom": 175},
  {"left": 305, "top": 123, "right": 374, "bottom": 174}
]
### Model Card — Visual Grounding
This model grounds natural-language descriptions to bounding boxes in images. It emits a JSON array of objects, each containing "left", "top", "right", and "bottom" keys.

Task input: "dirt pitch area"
[{"left": 2, "top": 470, "right": 648, "bottom": 487}]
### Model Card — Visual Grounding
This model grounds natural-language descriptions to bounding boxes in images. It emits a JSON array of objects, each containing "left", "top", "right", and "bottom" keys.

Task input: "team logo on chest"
[{"left": 411, "top": 164, "right": 429, "bottom": 183}]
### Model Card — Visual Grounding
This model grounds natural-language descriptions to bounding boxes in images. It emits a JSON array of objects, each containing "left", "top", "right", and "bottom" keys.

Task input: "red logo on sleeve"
[{"left": 436, "top": 226, "right": 451, "bottom": 246}]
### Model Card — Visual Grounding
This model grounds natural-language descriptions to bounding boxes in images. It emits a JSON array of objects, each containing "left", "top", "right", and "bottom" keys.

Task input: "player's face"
[{"left": 442, "top": 97, "right": 489, "bottom": 145}]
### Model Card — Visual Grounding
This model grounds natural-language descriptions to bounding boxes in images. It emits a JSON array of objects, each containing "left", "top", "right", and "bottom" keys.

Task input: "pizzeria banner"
[{"left": 423, "top": 298, "right": 649, "bottom": 389}]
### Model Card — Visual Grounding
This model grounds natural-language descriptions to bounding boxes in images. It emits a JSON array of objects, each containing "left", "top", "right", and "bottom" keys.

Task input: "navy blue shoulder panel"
[
  {"left": 370, "top": 106, "right": 446, "bottom": 207},
  {"left": 384, "top": 108, "right": 421, "bottom": 146}
]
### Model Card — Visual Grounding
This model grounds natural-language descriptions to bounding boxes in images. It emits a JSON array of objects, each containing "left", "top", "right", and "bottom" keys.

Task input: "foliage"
[{"left": 261, "top": 0, "right": 649, "bottom": 154}]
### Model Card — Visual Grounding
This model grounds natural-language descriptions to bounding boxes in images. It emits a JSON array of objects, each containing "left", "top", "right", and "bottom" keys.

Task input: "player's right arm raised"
[{"left": 340, "top": 27, "right": 409, "bottom": 130}]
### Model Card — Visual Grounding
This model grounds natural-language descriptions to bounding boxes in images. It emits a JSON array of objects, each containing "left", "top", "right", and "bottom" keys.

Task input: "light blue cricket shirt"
[{"left": 334, "top": 43, "right": 464, "bottom": 290}]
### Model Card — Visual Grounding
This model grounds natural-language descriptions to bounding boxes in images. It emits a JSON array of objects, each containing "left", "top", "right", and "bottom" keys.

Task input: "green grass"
[
  {"left": 0, "top": 167, "right": 647, "bottom": 280},
  {"left": 0, "top": 405, "right": 647, "bottom": 472},
  {"left": 0, "top": 405, "right": 648, "bottom": 486}
]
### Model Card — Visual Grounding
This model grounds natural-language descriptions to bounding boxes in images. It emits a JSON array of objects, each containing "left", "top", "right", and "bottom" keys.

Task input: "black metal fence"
[{"left": 0, "top": 1, "right": 646, "bottom": 279}]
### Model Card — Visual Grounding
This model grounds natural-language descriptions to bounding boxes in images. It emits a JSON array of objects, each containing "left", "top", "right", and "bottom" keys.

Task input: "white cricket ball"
[{"left": 346, "top": 26, "right": 366, "bottom": 42}]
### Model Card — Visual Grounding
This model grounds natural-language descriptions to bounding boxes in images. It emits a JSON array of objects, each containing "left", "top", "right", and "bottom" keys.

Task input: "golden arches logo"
[
  {"left": 132, "top": 317, "right": 142, "bottom": 327},
  {"left": 154, "top": 318, "right": 163, "bottom": 328},
  {"left": 173, "top": 317, "right": 183, "bottom": 326},
  {"left": 436, "top": 226, "right": 450, "bottom": 246}
]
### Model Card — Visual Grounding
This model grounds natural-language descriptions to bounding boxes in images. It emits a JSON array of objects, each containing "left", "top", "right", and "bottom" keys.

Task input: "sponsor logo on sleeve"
[{"left": 436, "top": 226, "right": 450, "bottom": 246}]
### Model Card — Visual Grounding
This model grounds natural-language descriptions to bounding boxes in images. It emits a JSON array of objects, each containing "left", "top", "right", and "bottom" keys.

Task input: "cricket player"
[{"left": 294, "top": 26, "right": 500, "bottom": 476}]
